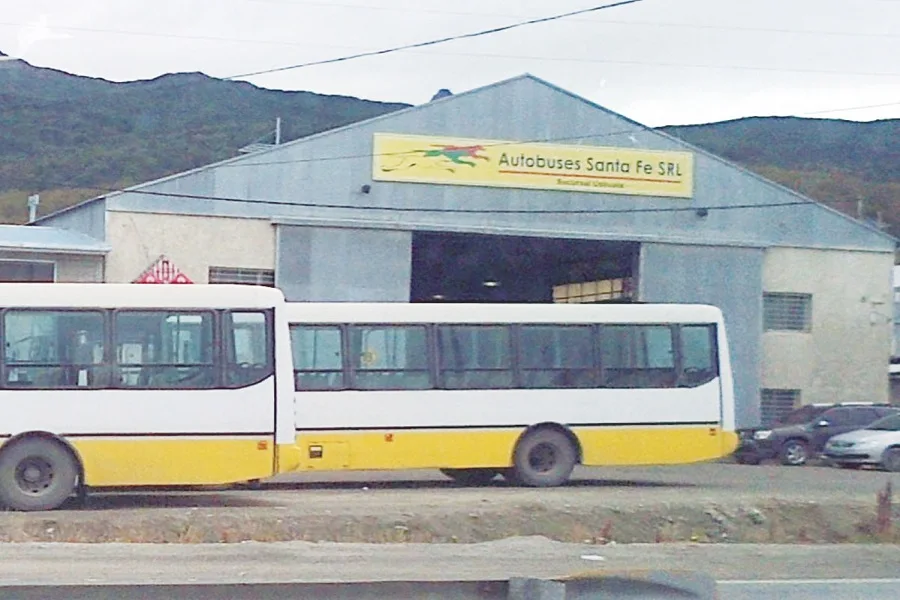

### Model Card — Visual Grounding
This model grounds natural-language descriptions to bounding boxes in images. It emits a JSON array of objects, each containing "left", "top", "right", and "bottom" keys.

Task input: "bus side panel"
[
  {"left": 293, "top": 425, "right": 731, "bottom": 471},
  {"left": 72, "top": 436, "right": 274, "bottom": 486},
  {"left": 1, "top": 379, "right": 278, "bottom": 487},
  {"left": 292, "top": 382, "right": 726, "bottom": 472},
  {"left": 294, "top": 429, "right": 521, "bottom": 471},
  {"left": 575, "top": 425, "right": 727, "bottom": 466}
]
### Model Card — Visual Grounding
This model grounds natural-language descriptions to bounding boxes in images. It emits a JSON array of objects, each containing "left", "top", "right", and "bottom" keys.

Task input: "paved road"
[
  {"left": 0, "top": 579, "right": 900, "bottom": 600},
  {"left": 0, "top": 539, "right": 898, "bottom": 585},
  {"left": 83, "top": 461, "right": 899, "bottom": 512},
  {"left": 3, "top": 579, "right": 900, "bottom": 599},
  {"left": 720, "top": 579, "right": 900, "bottom": 600},
  {"left": 266, "top": 460, "right": 896, "bottom": 502}
]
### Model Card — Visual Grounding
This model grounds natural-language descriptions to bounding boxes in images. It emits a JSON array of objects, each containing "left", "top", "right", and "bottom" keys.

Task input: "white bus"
[
  {"left": 287, "top": 302, "right": 737, "bottom": 486},
  {"left": 0, "top": 283, "right": 298, "bottom": 511},
  {"left": 0, "top": 284, "right": 736, "bottom": 510}
]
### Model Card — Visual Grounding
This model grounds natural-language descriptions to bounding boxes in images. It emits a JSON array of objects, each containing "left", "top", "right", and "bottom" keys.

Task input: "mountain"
[
  {"left": 661, "top": 117, "right": 899, "bottom": 183},
  {"left": 0, "top": 56, "right": 409, "bottom": 221},
  {"left": 1, "top": 55, "right": 897, "bottom": 235},
  {"left": 661, "top": 118, "right": 900, "bottom": 234}
]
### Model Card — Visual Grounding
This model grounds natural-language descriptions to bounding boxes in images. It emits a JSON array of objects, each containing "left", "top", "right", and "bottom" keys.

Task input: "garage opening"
[{"left": 410, "top": 232, "right": 639, "bottom": 303}]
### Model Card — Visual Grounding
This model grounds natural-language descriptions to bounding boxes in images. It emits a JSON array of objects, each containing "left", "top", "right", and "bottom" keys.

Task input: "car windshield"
[
  {"left": 867, "top": 414, "right": 900, "bottom": 431},
  {"left": 776, "top": 405, "right": 826, "bottom": 426}
]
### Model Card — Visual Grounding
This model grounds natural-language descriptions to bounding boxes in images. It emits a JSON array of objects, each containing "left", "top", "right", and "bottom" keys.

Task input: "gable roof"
[{"left": 34, "top": 74, "right": 896, "bottom": 246}]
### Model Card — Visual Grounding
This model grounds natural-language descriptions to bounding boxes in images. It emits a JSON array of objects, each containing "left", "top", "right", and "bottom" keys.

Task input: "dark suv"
[{"left": 734, "top": 403, "right": 900, "bottom": 466}]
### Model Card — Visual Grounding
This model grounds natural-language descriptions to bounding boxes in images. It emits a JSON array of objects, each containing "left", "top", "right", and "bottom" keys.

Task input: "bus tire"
[
  {"left": 440, "top": 468, "right": 498, "bottom": 485},
  {"left": 511, "top": 428, "right": 577, "bottom": 487},
  {"left": 0, "top": 437, "right": 79, "bottom": 511}
]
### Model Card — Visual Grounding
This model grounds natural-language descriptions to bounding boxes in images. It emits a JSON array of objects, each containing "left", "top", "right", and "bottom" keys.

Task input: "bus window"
[
  {"left": 518, "top": 325, "right": 596, "bottom": 388},
  {"left": 225, "top": 311, "right": 273, "bottom": 388},
  {"left": 600, "top": 325, "right": 676, "bottom": 389},
  {"left": 291, "top": 325, "right": 344, "bottom": 390},
  {"left": 679, "top": 325, "right": 718, "bottom": 386},
  {"left": 115, "top": 311, "right": 214, "bottom": 388},
  {"left": 438, "top": 325, "right": 513, "bottom": 389},
  {"left": 4, "top": 310, "right": 105, "bottom": 388},
  {"left": 349, "top": 325, "right": 431, "bottom": 390}
]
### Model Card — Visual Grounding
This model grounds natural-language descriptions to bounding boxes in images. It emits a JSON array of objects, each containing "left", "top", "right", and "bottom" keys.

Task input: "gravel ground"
[{"left": 0, "top": 463, "right": 896, "bottom": 544}]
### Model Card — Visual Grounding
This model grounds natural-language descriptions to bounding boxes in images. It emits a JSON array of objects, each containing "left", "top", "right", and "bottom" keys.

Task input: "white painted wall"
[
  {"left": 762, "top": 247, "right": 893, "bottom": 406},
  {"left": 105, "top": 211, "right": 275, "bottom": 283}
]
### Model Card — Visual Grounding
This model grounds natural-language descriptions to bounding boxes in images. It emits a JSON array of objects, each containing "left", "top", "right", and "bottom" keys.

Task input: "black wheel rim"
[
  {"left": 528, "top": 442, "right": 558, "bottom": 473},
  {"left": 15, "top": 456, "right": 54, "bottom": 496}
]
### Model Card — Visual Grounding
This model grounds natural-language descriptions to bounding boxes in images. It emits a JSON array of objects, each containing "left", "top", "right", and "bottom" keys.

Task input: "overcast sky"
[{"left": 1, "top": 0, "right": 898, "bottom": 126}]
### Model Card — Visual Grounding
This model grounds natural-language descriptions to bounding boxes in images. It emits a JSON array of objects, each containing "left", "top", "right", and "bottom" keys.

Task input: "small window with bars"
[
  {"left": 208, "top": 267, "right": 275, "bottom": 287},
  {"left": 763, "top": 292, "right": 811, "bottom": 332},
  {"left": 760, "top": 388, "right": 800, "bottom": 427}
]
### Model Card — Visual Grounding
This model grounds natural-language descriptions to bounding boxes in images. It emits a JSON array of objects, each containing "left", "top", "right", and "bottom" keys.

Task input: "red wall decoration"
[{"left": 133, "top": 255, "right": 193, "bottom": 284}]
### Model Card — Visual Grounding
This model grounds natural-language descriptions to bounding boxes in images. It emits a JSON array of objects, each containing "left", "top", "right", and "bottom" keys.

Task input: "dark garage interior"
[{"left": 410, "top": 231, "right": 639, "bottom": 303}]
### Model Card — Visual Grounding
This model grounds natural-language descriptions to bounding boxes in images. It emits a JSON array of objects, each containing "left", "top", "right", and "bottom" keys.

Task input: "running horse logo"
[{"left": 380, "top": 144, "right": 490, "bottom": 174}]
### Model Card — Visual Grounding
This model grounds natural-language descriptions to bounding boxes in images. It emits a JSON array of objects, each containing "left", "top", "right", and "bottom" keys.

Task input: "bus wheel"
[
  {"left": 0, "top": 437, "right": 79, "bottom": 511},
  {"left": 440, "top": 468, "right": 498, "bottom": 486},
  {"left": 511, "top": 428, "right": 577, "bottom": 487}
]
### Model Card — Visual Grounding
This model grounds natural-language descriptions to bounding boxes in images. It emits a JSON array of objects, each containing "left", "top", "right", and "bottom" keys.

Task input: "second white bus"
[{"left": 287, "top": 302, "right": 737, "bottom": 486}]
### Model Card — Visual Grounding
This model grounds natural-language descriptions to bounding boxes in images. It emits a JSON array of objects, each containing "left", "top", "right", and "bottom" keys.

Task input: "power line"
[
  {"left": 235, "top": 0, "right": 900, "bottom": 39},
  {"left": 47, "top": 181, "right": 814, "bottom": 215},
  {"left": 798, "top": 101, "right": 900, "bottom": 116},
  {"left": 223, "top": 0, "right": 645, "bottom": 79},
  {"left": 0, "top": 1, "right": 642, "bottom": 114},
  {"left": 396, "top": 51, "right": 900, "bottom": 78},
  {"left": 2, "top": 0, "right": 897, "bottom": 118}
]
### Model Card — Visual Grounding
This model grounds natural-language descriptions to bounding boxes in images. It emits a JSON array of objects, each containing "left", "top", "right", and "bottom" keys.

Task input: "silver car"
[{"left": 824, "top": 413, "right": 900, "bottom": 471}]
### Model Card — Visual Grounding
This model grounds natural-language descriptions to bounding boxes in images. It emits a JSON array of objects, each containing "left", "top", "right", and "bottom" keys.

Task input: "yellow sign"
[{"left": 372, "top": 133, "right": 694, "bottom": 198}]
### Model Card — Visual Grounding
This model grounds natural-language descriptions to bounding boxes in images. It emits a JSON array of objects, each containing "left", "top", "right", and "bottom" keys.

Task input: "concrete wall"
[
  {"left": 639, "top": 243, "right": 764, "bottom": 428},
  {"left": 276, "top": 224, "right": 411, "bottom": 301},
  {"left": 105, "top": 211, "right": 274, "bottom": 283},
  {"left": 0, "top": 251, "right": 103, "bottom": 282},
  {"left": 761, "top": 247, "right": 893, "bottom": 406}
]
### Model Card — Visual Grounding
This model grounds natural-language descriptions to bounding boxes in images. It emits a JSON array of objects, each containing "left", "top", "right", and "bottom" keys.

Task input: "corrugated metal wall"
[
  {"left": 640, "top": 243, "right": 764, "bottom": 428},
  {"left": 276, "top": 225, "right": 411, "bottom": 301},
  {"left": 38, "top": 198, "right": 106, "bottom": 241}
]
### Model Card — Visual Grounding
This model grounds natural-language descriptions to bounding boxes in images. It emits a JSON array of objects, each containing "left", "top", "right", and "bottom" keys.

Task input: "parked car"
[
  {"left": 823, "top": 413, "right": 900, "bottom": 471},
  {"left": 733, "top": 403, "right": 900, "bottom": 466}
]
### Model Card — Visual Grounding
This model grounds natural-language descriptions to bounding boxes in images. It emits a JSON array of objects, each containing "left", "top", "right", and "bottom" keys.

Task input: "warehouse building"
[{"left": 27, "top": 74, "right": 896, "bottom": 427}]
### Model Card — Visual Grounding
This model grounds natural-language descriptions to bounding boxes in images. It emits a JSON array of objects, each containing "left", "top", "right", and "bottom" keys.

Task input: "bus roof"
[
  {"left": 0, "top": 283, "right": 285, "bottom": 309},
  {"left": 284, "top": 302, "right": 724, "bottom": 325}
]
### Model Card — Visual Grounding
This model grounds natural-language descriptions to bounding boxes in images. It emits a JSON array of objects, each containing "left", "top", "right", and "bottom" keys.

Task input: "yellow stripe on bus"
[
  {"left": 576, "top": 426, "right": 738, "bottom": 465},
  {"left": 70, "top": 437, "right": 275, "bottom": 486},
  {"left": 291, "top": 426, "right": 738, "bottom": 471}
]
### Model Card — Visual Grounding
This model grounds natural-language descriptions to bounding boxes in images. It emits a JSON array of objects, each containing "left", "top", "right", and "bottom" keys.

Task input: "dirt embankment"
[
  {"left": 0, "top": 492, "right": 895, "bottom": 545},
  {"left": 1, "top": 464, "right": 897, "bottom": 544}
]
